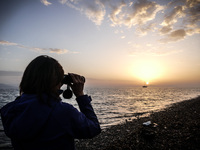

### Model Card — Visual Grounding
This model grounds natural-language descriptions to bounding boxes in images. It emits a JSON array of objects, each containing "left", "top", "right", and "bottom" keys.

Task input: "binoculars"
[{"left": 62, "top": 74, "right": 85, "bottom": 99}]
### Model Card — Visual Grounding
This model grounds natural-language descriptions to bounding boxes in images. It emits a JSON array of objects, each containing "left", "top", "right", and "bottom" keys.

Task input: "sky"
[{"left": 0, "top": 0, "right": 200, "bottom": 87}]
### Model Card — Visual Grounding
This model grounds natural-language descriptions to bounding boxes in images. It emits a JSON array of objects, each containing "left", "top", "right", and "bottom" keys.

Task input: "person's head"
[{"left": 20, "top": 55, "right": 64, "bottom": 100}]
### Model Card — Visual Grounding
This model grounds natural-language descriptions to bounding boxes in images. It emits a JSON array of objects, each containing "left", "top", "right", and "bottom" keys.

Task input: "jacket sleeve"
[
  {"left": 59, "top": 95, "right": 101, "bottom": 139},
  {"left": 74, "top": 95, "right": 101, "bottom": 138}
]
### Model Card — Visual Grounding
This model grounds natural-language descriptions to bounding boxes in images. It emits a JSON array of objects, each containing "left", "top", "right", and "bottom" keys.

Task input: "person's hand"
[{"left": 69, "top": 73, "right": 85, "bottom": 98}]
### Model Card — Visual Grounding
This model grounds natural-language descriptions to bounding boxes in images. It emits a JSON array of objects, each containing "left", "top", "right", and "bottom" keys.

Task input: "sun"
[{"left": 132, "top": 60, "right": 163, "bottom": 82}]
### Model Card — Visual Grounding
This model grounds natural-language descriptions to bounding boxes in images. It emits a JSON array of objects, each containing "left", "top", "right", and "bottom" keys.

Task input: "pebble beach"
[
  {"left": 76, "top": 96, "right": 200, "bottom": 150},
  {"left": 0, "top": 96, "right": 200, "bottom": 150}
]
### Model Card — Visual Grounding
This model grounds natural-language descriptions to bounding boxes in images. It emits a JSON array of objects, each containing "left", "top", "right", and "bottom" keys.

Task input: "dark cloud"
[
  {"left": 159, "top": 25, "right": 173, "bottom": 34},
  {"left": 170, "top": 29, "right": 186, "bottom": 39},
  {"left": 161, "top": 5, "right": 185, "bottom": 26},
  {"left": 159, "top": 0, "right": 200, "bottom": 42},
  {"left": 159, "top": 29, "right": 186, "bottom": 43}
]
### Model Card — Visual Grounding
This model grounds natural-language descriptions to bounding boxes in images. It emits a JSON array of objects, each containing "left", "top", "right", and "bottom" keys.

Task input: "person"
[{"left": 0, "top": 55, "right": 101, "bottom": 150}]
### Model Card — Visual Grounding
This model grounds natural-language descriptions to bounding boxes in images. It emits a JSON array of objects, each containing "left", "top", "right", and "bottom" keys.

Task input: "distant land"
[
  {"left": 0, "top": 83, "right": 18, "bottom": 89},
  {"left": 0, "top": 70, "right": 23, "bottom": 76},
  {"left": 0, "top": 69, "right": 199, "bottom": 88}
]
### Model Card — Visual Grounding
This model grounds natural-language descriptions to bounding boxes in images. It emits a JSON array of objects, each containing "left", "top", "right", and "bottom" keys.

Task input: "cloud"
[
  {"left": 121, "top": 36, "right": 125, "bottom": 39},
  {"left": 161, "top": 5, "right": 185, "bottom": 26},
  {"left": 159, "top": 0, "right": 200, "bottom": 41},
  {"left": 56, "top": 0, "right": 163, "bottom": 28},
  {"left": 136, "top": 22, "right": 156, "bottom": 35},
  {"left": 184, "top": 0, "right": 200, "bottom": 28},
  {"left": 125, "top": 0, "right": 163, "bottom": 27},
  {"left": 186, "top": 27, "right": 200, "bottom": 35},
  {"left": 39, "top": 0, "right": 199, "bottom": 42},
  {"left": 40, "top": 0, "right": 52, "bottom": 6},
  {"left": 28, "top": 47, "right": 66, "bottom": 54},
  {"left": 49, "top": 48, "right": 69, "bottom": 54},
  {"left": 0, "top": 40, "right": 78, "bottom": 54},
  {"left": 108, "top": 0, "right": 163, "bottom": 29},
  {"left": 108, "top": 0, "right": 126, "bottom": 26},
  {"left": 59, "top": 0, "right": 106, "bottom": 25},
  {"left": 159, "top": 29, "right": 186, "bottom": 43},
  {"left": 159, "top": 25, "right": 173, "bottom": 34},
  {"left": 170, "top": 29, "right": 186, "bottom": 39},
  {"left": 83, "top": 1, "right": 106, "bottom": 25},
  {"left": 0, "top": 41, "right": 18, "bottom": 46}
]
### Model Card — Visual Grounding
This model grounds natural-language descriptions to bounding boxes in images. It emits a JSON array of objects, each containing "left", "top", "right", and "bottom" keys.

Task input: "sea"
[{"left": 0, "top": 86, "right": 200, "bottom": 148}]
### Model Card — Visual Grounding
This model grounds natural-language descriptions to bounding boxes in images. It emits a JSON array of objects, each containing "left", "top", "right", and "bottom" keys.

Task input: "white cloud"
[
  {"left": 161, "top": 5, "right": 185, "bottom": 26},
  {"left": 108, "top": 0, "right": 126, "bottom": 26},
  {"left": 82, "top": 0, "right": 106, "bottom": 25},
  {"left": 59, "top": 0, "right": 106, "bottom": 25},
  {"left": 39, "top": 0, "right": 200, "bottom": 42},
  {"left": 40, "top": 0, "right": 52, "bottom": 6},
  {"left": 57, "top": 0, "right": 163, "bottom": 28},
  {"left": 186, "top": 27, "right": 200, "bottom": 35},
  {"left": 49, "top": 48, "right": 68, "bottom": 54},
  {"left": 126, "top": 0, "right": 163, "bottom": 27},
  {"left": 0, "top": 41, "right": 18, "bottom": 46},
  {"left": 108, "top": 0, "right": 163, "bottom": 29},
  {"left": 0, "top": 40, "right": 77, "bottom": 54}
]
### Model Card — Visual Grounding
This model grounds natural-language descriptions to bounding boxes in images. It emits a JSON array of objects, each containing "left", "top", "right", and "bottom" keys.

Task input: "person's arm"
[
  {"left": 76, "top": 95, "right": 99, "bottom": 123},
  {"left": 67, "top": 73, "right": 101, "bottom": 138},
  {"left": 73, "top": 95, "right": 101, "bottom": 138}
]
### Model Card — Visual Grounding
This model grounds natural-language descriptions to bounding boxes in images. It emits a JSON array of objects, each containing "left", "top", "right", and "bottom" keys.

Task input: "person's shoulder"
[
  {"left": 59, "top": 101, "right": 74, "bottom": 108},
  {"left": 54, "top": 101, "right": 78, "bottom": 114}
]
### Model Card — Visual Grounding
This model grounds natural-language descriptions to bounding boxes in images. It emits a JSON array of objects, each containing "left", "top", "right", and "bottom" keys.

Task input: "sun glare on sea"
[{"left": 132, "top": 60, "right": 163, "bottom": 83}]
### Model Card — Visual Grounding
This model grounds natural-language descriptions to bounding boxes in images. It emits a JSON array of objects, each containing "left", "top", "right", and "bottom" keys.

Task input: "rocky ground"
[
  {"left": 1, "top": 96, "right": 199, "bottom": 150},
  {"left": 76, "top": 96, "right": 200, "bottom": 150}
]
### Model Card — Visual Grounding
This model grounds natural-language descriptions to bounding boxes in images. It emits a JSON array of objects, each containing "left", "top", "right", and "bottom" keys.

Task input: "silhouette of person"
[{"left": 0, "top": 55, "right": 101, "bottom": 150}]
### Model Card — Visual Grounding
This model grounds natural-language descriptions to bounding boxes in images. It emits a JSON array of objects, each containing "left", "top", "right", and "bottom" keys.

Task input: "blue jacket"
[{"left": 0, "top": 94, "right": 101, "bottom": 150}]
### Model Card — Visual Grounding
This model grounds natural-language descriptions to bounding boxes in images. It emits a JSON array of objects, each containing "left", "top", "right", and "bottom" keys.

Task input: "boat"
[{"left": 142, "top": 82, "right": 148, "bottom": 88}]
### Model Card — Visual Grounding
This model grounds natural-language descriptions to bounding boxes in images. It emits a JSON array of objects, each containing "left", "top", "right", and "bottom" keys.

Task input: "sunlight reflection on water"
[
  {"left": 85, "top": 87, "right": 200, "bottom": 128},
  {"left": 0, "top": 87, "right": 200, "bottom": 148},
  {"left": 0, "top": 87, "right": 200, "bottom": 129}
]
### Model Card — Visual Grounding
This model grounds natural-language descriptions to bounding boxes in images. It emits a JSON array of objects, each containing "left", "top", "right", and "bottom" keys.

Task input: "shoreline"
[
  {"left": 0, "top": 96, "right": 200, "bottom": 149},
  {"left": 75, "top": 96, "right": 200, "bottom": 150}
]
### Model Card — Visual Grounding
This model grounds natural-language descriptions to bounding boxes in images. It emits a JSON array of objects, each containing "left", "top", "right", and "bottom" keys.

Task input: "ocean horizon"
[
  {"left": 1, "top": 86, "right": 200, "bottom": 128},
  {"left": 0, "top": 86, "right": 200, "bottom": 148}
]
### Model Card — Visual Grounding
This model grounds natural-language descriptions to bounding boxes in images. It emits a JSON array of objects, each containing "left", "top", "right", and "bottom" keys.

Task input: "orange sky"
[{"left": 0, "top": 0, "right": 200, "bottom": 87}]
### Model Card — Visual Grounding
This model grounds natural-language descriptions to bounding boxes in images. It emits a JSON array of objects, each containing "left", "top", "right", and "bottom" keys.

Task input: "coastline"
[
  {"left": 0, "top": 96, "right": 199, "bottom": 150},
  {"left": 75, "top": 96, "right": 200, "bottom": 150}
]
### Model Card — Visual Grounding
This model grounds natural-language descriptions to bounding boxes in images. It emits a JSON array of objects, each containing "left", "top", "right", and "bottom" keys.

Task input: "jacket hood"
[{"left": 0, "top": 94, "right": 57, "bottom": 140}]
